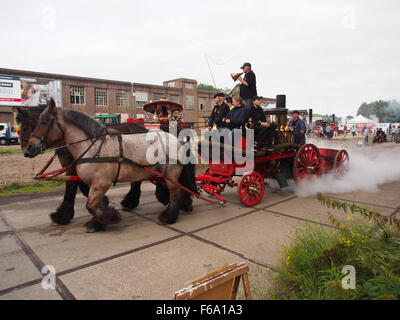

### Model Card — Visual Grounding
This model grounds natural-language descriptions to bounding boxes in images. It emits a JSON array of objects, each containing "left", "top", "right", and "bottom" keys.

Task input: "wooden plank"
[
  {"left": 174, "top": 263, "right": 252, "bottom": 301},
  {"left": 242, "top": 272, "right": 253, "bottom": 300},
  {"left": 187, "top": 264, "right": 238, "bottom": 287},
  {"left": 230, "top": 276, "right": 241, "bottom": 300}
]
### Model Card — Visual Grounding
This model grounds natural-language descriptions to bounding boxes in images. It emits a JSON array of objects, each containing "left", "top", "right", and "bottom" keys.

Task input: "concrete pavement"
[{"left": 1, "top": 177, "right": 400, "bottom": 300}]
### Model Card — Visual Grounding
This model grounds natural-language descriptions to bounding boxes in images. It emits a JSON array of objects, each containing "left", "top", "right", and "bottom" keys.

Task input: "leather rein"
[
  {"left": 30, "top": 112, "right": 156, "bottom": 186},
  {"left": 31, "top": 115, "right": 219, "bottom": 205}
]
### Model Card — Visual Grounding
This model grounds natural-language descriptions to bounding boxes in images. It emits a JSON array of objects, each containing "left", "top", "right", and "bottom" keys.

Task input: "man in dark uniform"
[
  {"left": 237, "top": 62, "right": 257, "bottom": 110},
  {"left": 207, "top": 93, "right": 230, "bottom": 131},
  {"left": 289, "top": 111, "right": 307, "bottom": 145},
  {"left": 247, "top": 96, "right": 277, "bottom": 150}
]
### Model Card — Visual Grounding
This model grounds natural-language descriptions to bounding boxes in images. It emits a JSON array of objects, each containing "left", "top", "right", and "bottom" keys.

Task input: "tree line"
[{"left": 357, "top": 100, "right": 400, "bottom": 123}]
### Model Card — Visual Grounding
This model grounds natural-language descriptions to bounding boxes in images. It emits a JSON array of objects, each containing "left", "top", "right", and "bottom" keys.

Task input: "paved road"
[
  {"left": 1, "top": 140, "right": 400, "bottom": 300},
  {"left": 1, "top": 176, "right": 399, "bottom": 300}
]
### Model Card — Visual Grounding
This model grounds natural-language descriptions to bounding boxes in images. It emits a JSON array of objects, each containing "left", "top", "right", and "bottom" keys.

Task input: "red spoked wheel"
[
  {"left": 334, "top": 150, "right": 350, "bottom": 178},
  {"left": 237, "top": 172, "right": 265, "bottom": 207},
  {"left": 294, "top": 144, "right": 322, "bottom": 184}
]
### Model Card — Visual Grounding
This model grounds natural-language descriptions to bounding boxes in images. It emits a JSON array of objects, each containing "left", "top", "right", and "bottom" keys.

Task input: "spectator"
[
  {"left": 364, "top": 127, "right": 370, "bottom": 146},
  {"left": 352, "top": 126, "right": 357, "bottom": 137},
  {"left": 325, "top": 125, "right": 332, "bottom": 140}
]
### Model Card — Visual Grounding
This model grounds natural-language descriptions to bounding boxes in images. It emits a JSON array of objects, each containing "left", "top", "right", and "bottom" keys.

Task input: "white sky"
[{"left": 1, "top": 0, "right": 400, "bottom": 117}]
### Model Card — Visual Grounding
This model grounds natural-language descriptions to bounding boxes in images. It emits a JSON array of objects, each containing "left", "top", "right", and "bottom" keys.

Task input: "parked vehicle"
[
  {"left": 94, "top": 114, "right": 122, "bottom": 126},
  {"left": 0, "top": 123, "right": 19, "bottom": 145}
]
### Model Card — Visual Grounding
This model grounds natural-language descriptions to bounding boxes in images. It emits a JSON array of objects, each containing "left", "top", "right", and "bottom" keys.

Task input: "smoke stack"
[{"left": 277, "top": 95, "right": 286, "bottom": 109}]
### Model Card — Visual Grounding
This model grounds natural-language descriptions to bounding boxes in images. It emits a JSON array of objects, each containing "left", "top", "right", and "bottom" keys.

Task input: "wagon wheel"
[
  {"left": 333, "top": 150, "right": 350, "bottom": 178},
  {"left": 237, "top": 172, "right": 265, "bottom": 207},
  {"left": 293, "top": 144, "right": 322, "bottom": 184}
]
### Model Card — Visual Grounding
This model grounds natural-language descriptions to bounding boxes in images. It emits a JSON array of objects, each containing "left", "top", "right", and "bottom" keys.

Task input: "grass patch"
[
  {"left": 268, "top": 195, "right": 400, "bottom": 300},
  {"left": 0, "top": 181, "right": 65, "bottom": 197},
  {"left": 0, "top": 149, "right": 23, "bottom": 155}
]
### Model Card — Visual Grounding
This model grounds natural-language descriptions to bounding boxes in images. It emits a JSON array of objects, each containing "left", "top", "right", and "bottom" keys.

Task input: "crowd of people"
[{"left": 315, "top": 122, "right": 400, "bottom": 145}]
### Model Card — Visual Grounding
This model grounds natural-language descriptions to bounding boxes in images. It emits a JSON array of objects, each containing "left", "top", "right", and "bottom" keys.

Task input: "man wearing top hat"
[{"left": 237, "top": 62, "right": 258, "bottom": 110}]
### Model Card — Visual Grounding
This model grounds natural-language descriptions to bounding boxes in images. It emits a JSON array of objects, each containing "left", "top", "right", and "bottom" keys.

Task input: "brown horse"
[
  {"left": 24, "top": 100, "right": 196, "bottom": 232},
  {"left": 16, "top": 107, "right": 171, "bottom": 226}
]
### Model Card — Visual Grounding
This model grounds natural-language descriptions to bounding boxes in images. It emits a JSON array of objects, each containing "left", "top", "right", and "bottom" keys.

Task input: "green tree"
[
  {"left": 197, "top": 83, "right": 227, "bottom": 93},
  {"left": 198, "top": 83, "right": 218, "bottom": 91},
  {"left": 357, "top": 100, "right": 400, "bottom": 123}
]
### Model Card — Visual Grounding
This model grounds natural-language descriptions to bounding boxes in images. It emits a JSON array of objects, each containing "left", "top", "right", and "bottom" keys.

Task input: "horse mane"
[
  {"left": 60, "top": 109, "right": 107, "bottom": 138},
  {"left": 16, "top": 106, "right": 47, "bottom": 123}
]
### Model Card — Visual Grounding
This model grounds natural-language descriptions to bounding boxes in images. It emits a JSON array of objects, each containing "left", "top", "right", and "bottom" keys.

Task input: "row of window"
[
  {"left": 70, "top": 86, "right": 129, "bottom": 107},
  {"left": 70, "top": 86, "right": 214, "bottom": 111},
  {"left": 166, "top": 82, "right": 194, "bottom": 89},
  {"left": 135, "top": 91, "right": 213, "bottom": 111}
]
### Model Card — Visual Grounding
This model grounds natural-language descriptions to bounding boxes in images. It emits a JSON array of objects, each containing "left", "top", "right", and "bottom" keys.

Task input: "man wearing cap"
[
  {"left": 248, "top": 96, "right": 277, "bottom": 150},
  {"left": 206, "top": 93, "right": 230, "bottom": 131},
  {"left": 237, "top": 62, "right": 257, "bottom": 110},
  {"left": 289, "top": 111, "right": 307, "bottom": 145}
]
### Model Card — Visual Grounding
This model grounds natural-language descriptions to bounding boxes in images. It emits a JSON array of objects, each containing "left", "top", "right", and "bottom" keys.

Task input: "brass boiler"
[{"left": 245, "top": 117, "right": 256, "bottom": 130}]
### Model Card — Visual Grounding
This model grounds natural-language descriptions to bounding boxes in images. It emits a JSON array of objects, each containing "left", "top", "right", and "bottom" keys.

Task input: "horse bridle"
[{"left": 29, "top": 111, "right": 65, "bottom": 153}]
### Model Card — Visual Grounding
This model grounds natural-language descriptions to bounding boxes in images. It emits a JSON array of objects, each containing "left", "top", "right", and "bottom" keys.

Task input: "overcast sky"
[{"left": 1, "top": 0, "right": 400, "bottom": 117}]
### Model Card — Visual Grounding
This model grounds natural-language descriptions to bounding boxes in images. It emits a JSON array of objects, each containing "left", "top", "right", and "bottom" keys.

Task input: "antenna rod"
[{"left": 204, "top": 54, "right": 217, "bottom": 89}]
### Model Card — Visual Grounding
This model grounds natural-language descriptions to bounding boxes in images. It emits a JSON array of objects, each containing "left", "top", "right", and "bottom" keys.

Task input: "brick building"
[{"left": 0, "top": 68, "right": 276, "bottom": 125}]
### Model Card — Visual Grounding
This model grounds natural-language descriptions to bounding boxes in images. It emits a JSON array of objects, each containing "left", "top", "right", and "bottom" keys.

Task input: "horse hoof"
[
  {"left": 157, "top": 220, "right": 167, "bottom": 226},
  {"left": 108, "top": 211, "right": 122, "bottom": 224},
  {"left": 181, "top": 204, "right": 193, "bottom": 213},
  {"left": 122, "top": 206, "right": 133, "bottom": 212},
  {"left": 86, "top": 227, "right": 98, "bottom": 234},
  {"left": 49, "top": 213, "right": 71, "bottom": 226},
  {"left": 85, "top": 220, "right": 106, "bottom": 233},
  {"left": 120, "top": 200, "right": 139, "bottom": 211},
  {"left": 157, "top": 215, "right": 177, "bottom": 226},
  {"left": 157, "top": 216, "right": 169, "bottom": 226}
]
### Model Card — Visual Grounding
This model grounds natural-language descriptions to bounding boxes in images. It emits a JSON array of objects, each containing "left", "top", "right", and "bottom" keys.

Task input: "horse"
[
  {"left": 16, "top": 106, "right": 172, "bottom": 226},
  {"left": 23, "top": 100, "right": 196, "bottom": 232}
]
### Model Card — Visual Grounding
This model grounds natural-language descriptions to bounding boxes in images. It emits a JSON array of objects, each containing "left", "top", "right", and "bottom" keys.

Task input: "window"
[
  {"left": 136, "top": 101, "right": 147, "bottom": 109},
  {"left": 153, "top": 93, "right": 164, "bottom": 101},
  {"left": 116, "top": 90, "right": 129, "bottom": 107},
  {"left": 199, "top": 97, "right": 206, "bottom": 111},
  {"left": 95, "top": 88, "right": 108, "bottom": 106},
  {"left": 185, "top": 95, "right": 194, "bottom": 109},
  {"left": 185, "top": 83, "right": 194, "bottom": 89},
  {"left": 170, "top": 94, "right": 179, "bottom": 103},
  {"left": 135, "top": 91, "right": 148, "bottom": 109},
  {"left": 70, "top": 86, "right": 85, "bottom": 105},
  {"left": 168, "top": 82, "right": 175, "bottom": 88}
]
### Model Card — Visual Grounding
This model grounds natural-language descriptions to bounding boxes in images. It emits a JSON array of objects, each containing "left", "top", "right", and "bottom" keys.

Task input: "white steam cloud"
[{"left": 291, "top": 139, "right": 400, "bottom": 197}]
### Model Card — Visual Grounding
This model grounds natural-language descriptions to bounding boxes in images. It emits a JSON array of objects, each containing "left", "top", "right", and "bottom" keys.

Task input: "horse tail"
[
  {"left": 179, "top": 161, "right": 198, "bottom": 212},
  {"left": 179, "top": 162, "right": 197, "bottom": 193}
]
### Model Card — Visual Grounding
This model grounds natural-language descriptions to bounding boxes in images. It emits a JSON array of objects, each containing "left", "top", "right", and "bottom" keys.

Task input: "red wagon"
[{"left": 196, "top": 108, "right": 350, "bottom": 207}]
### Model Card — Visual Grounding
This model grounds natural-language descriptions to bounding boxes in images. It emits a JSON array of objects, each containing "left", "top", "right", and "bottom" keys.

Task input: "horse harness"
[
  {"left": 31, "top": 114, "right": 219, "bottom": 205},
  {"left": 70, "top": 134, "right": 162, "bottom": 186},
  {"left": 31, "top": 111, "right": 65, "bottom": 153},
  {"left": 30, "top": 111, "right": 162, "bottom": 186}
]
